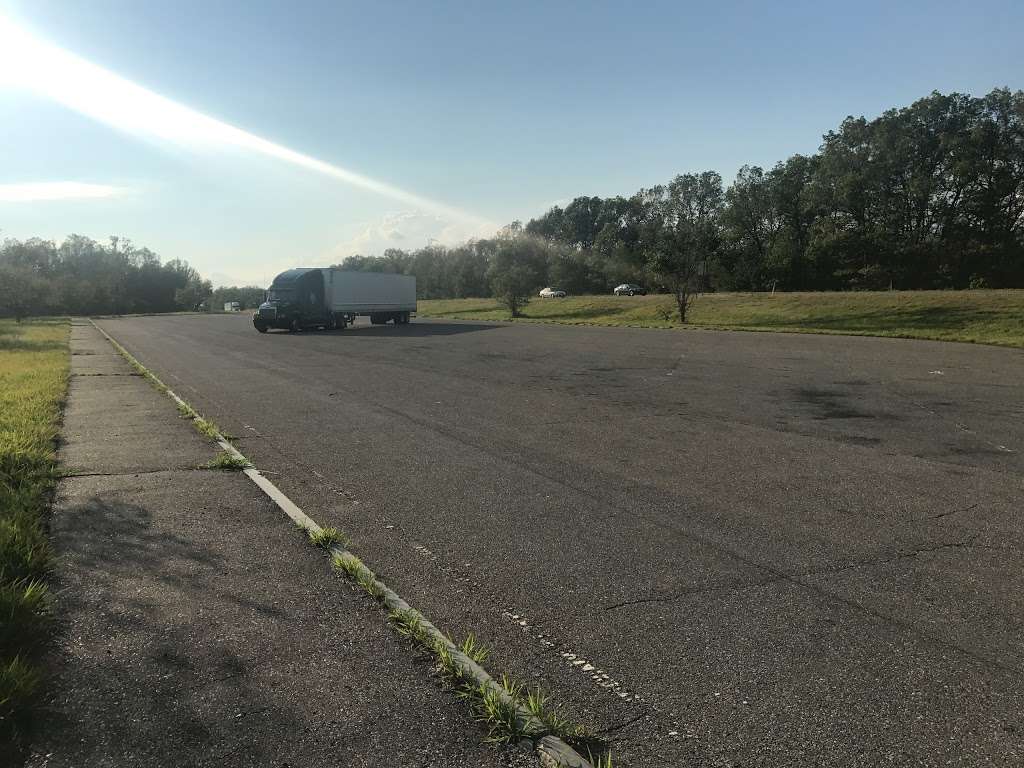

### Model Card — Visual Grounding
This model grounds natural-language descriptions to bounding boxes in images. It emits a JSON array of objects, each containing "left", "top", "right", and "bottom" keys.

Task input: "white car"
[
  {"left": 613, "top": 283, "right": 646, "bottom": 296},
  {"left": 539, "top": 287, "right": 566, "bottom": 298}
]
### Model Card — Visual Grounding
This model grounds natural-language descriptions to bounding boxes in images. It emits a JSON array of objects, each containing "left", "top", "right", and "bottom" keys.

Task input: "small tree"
[
  {"left": 637, "top": 172, "right": 723, "bottom": 322},
  {"left": 487, "top": 237, "right": 546, "bottom": 318}
]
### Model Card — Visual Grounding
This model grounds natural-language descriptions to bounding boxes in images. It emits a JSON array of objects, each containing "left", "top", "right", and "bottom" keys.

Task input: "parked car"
[
  {"left": 539, "top": 287, "right": 567, "bottom": 298},
  {"left": 613, "top": 283, "right": 646, "bottom": 296}
]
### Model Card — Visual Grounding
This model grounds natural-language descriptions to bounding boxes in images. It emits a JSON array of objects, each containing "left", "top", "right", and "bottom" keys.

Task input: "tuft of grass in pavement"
[
  {"left": 388, "top": 608, "right": 433, "bottom": 646},
  {"left": 459, "top": 633, "right": 490, "bottom": 665},
  {"left": 308, "top": 526, "right": 351, "bottom": 550},
  {"left": 331, "top": 552, "right": 387, "bottom": 601},
  {"left": 192, "top": 416, "right": 221, "bottom": 440},
  {"left": 459, "top": 675, "right": 528, "bottom": 744},
  {"left": 418, "top": 290, "right": 1024, "bottom": 348},
  {"left": 202, "top": 450, "right": 249, "bottom": 471},
  {"left": 0, "top": 319, "right": 69, "bottom": 748}
]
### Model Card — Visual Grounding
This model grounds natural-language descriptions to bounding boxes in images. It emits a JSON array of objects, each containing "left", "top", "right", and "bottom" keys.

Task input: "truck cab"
[{"left": 253, "top": 268, "right": 329, "bottom": 333}]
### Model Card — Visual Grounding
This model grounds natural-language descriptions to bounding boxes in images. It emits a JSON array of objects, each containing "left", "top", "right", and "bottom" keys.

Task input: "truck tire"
[
  {"left": 254, "top": 323, "right": 268, "bottom": 333},
  {"left": 370, "top": 314, "right": 383, "bottom": 325}
]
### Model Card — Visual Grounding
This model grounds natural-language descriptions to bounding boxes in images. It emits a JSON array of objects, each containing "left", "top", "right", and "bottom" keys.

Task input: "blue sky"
[{"left": 1, "top": 0, "right": 1021, "bottom": 286}]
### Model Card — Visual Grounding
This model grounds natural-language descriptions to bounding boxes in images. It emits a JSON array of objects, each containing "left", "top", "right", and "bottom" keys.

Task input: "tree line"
[
  {"left": 3, "top": 88, "right": 1020, "bottom": 322},
  {"left": 0, "top": 235, "right": 211, "bottom": 320},
  {"left": 340, "top": 88, "right": 1024, "bottom": 319}
]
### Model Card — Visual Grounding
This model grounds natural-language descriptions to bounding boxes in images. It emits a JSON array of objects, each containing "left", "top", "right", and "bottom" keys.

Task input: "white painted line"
[{"left": 242, "top": 466, "right": 322, "bottom": 533}]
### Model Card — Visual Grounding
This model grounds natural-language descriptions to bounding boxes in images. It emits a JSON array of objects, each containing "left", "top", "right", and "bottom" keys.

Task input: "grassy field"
[
  {"left": 0, "top": 319, "right": 69, "bottom": 750},
  {"left": 418, "top": 290, "right": 1024, "bottom": 348}
]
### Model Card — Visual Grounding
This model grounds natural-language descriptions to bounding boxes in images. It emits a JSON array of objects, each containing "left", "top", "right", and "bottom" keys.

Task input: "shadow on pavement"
[
  {"left": 261, "top": 321, "right": 500, "bottom": 338},
  {"left": 32, "top": 494, "right": 307, "bottom": 767}
]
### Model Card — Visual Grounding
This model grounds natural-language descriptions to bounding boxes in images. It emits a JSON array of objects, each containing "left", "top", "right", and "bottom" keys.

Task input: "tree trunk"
[{"left": 675, "top": 287, "right": 689, "bottom": 323}]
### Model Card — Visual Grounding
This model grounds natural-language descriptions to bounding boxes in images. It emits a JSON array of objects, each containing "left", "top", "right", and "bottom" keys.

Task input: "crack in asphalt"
[
  {"left": 924, "top": 502, "right": 981, "bottom": 521},
  {"left": 61, "top": 467, "right": 204, "bottom": 478},
  {"left": 604, "top": 536, "right": 987, "bottom": 611},
  {"left": 596, "top": 710, "right": 651, "bottom": 737}
]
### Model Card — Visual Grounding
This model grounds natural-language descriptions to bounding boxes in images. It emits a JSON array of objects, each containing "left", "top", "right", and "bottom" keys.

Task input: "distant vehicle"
[
  {"left": 253, "top": 268, "right": 416, "bottom": 333},
  {"left": 223, "top": 301, "right": 241, "bottom": 312},
  {"left": 613, "top": 283, "right": 646, "bottom": 296},
  {"left": 539, "top": 287, "right": 566, "bottom": 298}
]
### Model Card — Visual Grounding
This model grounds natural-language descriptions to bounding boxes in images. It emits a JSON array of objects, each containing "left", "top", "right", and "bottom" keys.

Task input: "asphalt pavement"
[
  {"left": 30, "top": 321, "right": 525, "bottom": 768},
  {"left": 94, "top": 313, "right": 1024, "bottom": 767}
]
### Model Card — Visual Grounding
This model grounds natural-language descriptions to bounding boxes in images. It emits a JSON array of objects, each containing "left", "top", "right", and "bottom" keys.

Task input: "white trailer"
[{"left": 326, "top": 270, "right": 416, "bottom": 320}]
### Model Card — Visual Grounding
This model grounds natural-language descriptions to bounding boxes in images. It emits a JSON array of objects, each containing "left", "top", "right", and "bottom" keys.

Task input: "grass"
[
  {"left": 202, "top": 450, "right": 249, "bottom": 471},
  {"left": 308, "top": 526, "right": 351, "bottom": 550},
  {"left": 0, "top": 318, "right": 69, "bottom": 748},
  {"left": 418, "top": 290, "right": 1024, "bottom": 348}
]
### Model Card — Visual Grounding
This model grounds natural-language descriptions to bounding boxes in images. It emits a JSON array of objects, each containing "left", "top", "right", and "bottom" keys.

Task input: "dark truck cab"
[{"left": 253, "top": 268, "right": 330, "bottom": 332}]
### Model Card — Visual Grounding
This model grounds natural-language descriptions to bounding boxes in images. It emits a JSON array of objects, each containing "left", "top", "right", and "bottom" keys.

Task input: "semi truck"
[{"left": 253, "top": 268, "right": 416, "bottom": 333}]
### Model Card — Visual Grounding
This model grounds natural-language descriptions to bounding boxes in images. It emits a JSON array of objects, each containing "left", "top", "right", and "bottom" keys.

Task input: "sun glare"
[{"left": 0, "top": 14, "right": 489, "bottom": 226}]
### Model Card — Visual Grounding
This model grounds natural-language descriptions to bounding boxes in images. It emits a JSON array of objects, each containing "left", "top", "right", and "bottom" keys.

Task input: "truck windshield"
[{"left": 267, "top": 289, "right": 292, "bottom": 301}]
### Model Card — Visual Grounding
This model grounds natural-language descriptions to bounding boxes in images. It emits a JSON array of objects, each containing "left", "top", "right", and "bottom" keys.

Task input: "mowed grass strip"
[
  {"left": 418, "top": 290, "right": 1024, "bottom": 348},
  {"left": 0, "top": 319, "right": 69, "bottom": 746}
]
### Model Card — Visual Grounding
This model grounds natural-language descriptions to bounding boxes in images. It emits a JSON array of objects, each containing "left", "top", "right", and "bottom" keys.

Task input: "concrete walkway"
[{"left": 28, "top": 321, "right": 524, "bottom": 767}]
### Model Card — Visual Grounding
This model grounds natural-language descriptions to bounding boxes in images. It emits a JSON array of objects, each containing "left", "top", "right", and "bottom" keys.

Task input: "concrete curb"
[{"left": 89, "top": 319, "right": 596, "bottom": 768}]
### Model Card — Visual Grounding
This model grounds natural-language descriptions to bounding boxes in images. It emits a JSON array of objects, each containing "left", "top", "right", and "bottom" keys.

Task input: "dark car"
[{"left": 613, "top": 283, "right": 646, "bottom": 296}]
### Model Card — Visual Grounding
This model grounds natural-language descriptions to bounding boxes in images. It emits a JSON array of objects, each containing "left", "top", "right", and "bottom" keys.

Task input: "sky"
[{"left": 0, "top": 1, "right": 1021, "bottom": 287}]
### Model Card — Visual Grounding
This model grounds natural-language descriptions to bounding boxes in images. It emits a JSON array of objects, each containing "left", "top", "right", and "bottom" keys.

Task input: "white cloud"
[
  {"left": 0, "top": 181, "right": 127, "bottom": 202},
  {"left": 328, "top": 211, "right": 496, "bottom": 261}
]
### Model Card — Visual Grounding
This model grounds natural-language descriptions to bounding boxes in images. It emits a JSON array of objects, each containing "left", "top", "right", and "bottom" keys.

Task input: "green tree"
[
  {"left": 487, "top": 237, "right": 546, "bottom": 317},
  {"left": 638, "top": 172, "right": 723, "bottom": 322}
]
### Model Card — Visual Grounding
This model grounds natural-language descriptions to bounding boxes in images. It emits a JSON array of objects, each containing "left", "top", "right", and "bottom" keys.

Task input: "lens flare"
[{"left": 0, "top": 15, "right": 490, "bottom": 227}]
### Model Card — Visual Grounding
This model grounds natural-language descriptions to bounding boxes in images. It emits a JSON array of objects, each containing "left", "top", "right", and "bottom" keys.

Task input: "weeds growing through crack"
[
  {"left": 330, "top": 550, "right": 389, "bottom": 602},
  {"left": 202, "top": 451, "right": 249, "bottom": 471},
  {"left": 388, "top": 608, "right": 434, "bottom": 647},
  {"left": 192, "top": 416, "right": 221, "bottom": 440},
  {"left": 590, "top": 750, "right": 615, "bottom": 768},
  {"left": 308, "top": 526, "right": 351, "bottom": 550},
  {"left": 460, "top": 633, "right": 490, "bottom": 665},
  {"left": 458, "top": 676, "right": 528, "bottom": 744}
]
